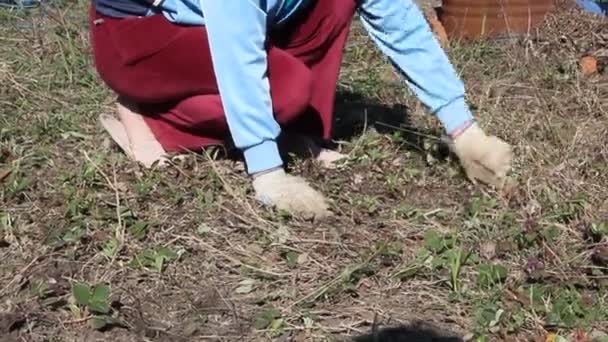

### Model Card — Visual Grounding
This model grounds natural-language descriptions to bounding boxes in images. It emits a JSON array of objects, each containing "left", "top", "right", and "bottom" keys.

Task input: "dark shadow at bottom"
[{"left": 352, "top": 322, "right": 463, "bottom": 342}]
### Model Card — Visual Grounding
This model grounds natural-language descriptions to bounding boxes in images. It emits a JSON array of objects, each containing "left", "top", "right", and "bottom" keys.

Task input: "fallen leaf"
[
  {"left": 235, "top": 278, "right": 256, "bottom": 294},
  {"left": 544, "top": 333, "right": 557, "bottom": 342},
  {"left": 0, "top": 168, "right": 11, "bottom": 182},
  {"left": 274, "top": 225, "right": 290, "bottom": 244},
  {"left": 381, "top": 68, "right": 401, "bottom": 83},
  {"left": 496, "top": 239, "right": 517, "bottom": 257},
  {"left": 545, "top": 333, "right": 569, "bottom": 342},
  {"left": 247, "top": 244, "right": 264, "bottom": 255},
  {"left": 580, "top": 56, "right": 598, "bottom": 76},
  {"left": 89, "top": 284, "right": 111, "bottom": 314},
  {"left": 196, "top": 223, "right": 212, "bottom": 236},
  {"left": 91, "top": 230, "right": 108, "bottom": 242},
  {"left": 303, "top": 316, "right": 314, "bottom": 329},
  {"left": 284, "top": 251, "right": 298, "bottom": 268}
]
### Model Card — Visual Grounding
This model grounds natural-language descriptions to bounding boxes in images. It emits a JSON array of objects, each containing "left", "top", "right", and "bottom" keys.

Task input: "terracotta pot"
[{"left": 439, "top": 0, "right": 555, "bottom": 40}]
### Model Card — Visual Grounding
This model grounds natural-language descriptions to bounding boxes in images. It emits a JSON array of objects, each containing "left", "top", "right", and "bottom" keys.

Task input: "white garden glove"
[
  {"left": 252, "top": 168, "right": 332, "bottom": 219},
  {"left": 449, "top": 122, "right": 512, "bottom": 189}
]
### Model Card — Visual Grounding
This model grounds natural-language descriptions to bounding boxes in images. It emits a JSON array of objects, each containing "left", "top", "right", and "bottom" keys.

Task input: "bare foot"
[
  {"left": 99, "top": 99, "right": 168, "bottom": 168},
  {"left": 116, "top": 99, "right": 168, "bottom": 168}
]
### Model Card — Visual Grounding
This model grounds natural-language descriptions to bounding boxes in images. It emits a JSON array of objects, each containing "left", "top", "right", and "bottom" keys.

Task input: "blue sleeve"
[
  {"left": 358, "top": 0, "right": 474, "bottom": 134},
  {"left": 198, "top": 1, "right": 283, "bottom": 174}
]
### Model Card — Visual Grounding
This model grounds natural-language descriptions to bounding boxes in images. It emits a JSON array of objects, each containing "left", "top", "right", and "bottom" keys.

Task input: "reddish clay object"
[
  {"left": 425, "top": 13, "right": 450, "bottom": 46},
  {"left": 439, "top": 0, "right": 555, "bottom": 40},
  {"left": 580, "top": 56, "right": 598, "bottom": 76}
]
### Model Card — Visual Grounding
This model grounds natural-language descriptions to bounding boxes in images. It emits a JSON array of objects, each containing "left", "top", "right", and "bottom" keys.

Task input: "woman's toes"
[{"left": 316, "top": 148, "right": 347, "bottom": 169}]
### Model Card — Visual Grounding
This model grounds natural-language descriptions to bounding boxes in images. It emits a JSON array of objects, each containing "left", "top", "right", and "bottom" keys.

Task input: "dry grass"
[{"left": 1, "top": 1, "right": 607, "bottom": 341}]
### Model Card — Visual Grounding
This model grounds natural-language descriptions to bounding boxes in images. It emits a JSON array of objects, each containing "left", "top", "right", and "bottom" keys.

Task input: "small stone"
[
  {"left": 91, "top": 230, "right": 108, "bottom": 242},
  {"left": 479, "top": 240, "right": 497, "bottom": 260},
  {"left": 592, "top": 246, "right": 608, "bottom": 266},
  {"left": 353, "top": 174, "right": 364, "bottom": 185},
  {"left": 101, "top": 137, "right": 112, "bottom": 150},
  {"left": 297, "top": 253, "right": 309, "bottom": 265}
]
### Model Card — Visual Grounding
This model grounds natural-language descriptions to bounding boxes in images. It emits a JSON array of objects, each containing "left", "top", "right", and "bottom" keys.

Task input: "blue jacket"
[{"left": 95, "top": 0, "right": 474, "bottom": 174}]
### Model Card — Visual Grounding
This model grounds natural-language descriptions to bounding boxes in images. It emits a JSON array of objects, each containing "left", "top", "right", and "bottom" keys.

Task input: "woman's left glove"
[{"left": 450, "top": 122, "right": 513, "bottom": 189}]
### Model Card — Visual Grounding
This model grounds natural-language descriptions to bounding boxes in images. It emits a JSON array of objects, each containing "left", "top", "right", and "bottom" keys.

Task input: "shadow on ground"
[
  {"left": 226, "top": 89, "right": 452, "bottom": 168},
  {"left": 333, "top": 90, "right": 451, "bottom": 160},
  {"left": 352, "top": 322, "right": 463, "bottom": 342}
]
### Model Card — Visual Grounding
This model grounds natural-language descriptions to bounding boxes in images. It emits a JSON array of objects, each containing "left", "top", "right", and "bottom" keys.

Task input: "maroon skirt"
[{"left": 89, "top": 0, "right": 357, "bottom": 152}]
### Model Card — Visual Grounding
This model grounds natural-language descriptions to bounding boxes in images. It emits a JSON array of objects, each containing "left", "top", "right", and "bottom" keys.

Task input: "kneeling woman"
[{"left": 89, "top": 0, "right": 512, "bottom": 218}]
